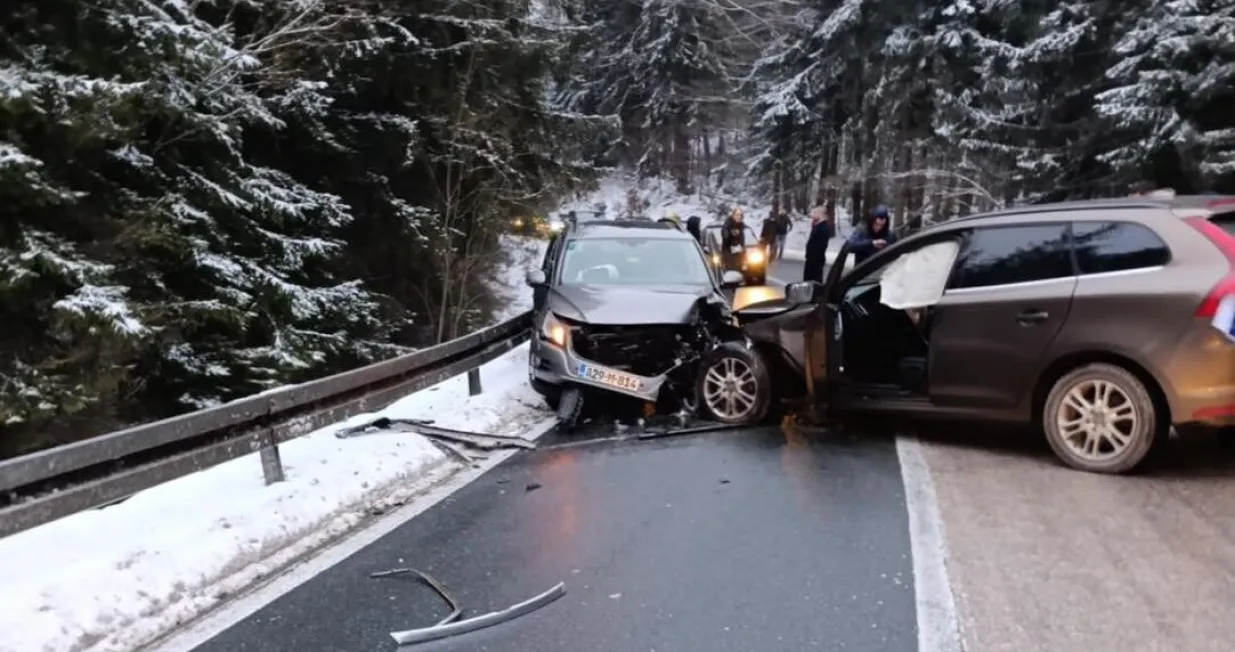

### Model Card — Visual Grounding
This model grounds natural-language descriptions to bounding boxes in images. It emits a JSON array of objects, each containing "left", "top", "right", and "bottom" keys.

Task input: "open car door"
[{"left": 815, "top": 241, "right": 853, "bottom": 401}]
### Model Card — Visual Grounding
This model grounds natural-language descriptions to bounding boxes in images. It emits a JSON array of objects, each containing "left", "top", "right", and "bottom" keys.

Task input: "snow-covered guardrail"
[{"left": 0, "top": 310, "right": 534, "bottom": 539}]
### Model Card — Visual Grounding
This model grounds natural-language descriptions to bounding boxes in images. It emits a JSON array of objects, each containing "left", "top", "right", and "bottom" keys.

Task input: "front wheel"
[
  {"left": 695, "top": 342, "right": 772, "bottom": 425},
  {"left": 1041, "top": 363, "right": 1166, "bottom": 474}
]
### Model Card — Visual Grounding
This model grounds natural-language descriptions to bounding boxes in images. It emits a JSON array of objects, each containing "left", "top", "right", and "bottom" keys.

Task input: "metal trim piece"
[
  {"left": 371, "top": 569, "right": 462, "bottom": 627},
  {"left": 390, "top": 581, "right": 567, "bottom": 646}
]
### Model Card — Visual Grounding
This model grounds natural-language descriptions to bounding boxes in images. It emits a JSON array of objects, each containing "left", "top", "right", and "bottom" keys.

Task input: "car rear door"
[{"left": 927, "top": 223, "right": 1078, "bottom": 408}]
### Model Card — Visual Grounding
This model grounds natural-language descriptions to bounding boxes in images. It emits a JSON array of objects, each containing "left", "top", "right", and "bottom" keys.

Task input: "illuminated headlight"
[
  {"left": 548, "top": 219, "right": 564, "bottom": 232},
  {"left": 541, "top": 313, "right": 568, "bottom": 347},
  {"left": 711, "top": 253, "right": 720, "bottom": 266},
  {"left": 745, "top": 248, "right": 765, "bottom": 264}
]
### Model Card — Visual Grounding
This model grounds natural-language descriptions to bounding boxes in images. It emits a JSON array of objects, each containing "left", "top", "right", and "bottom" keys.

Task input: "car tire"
[
  {"left": 695, "top": 342, "right": 772, "bottom": 425},
  {"left": 1042, "top": 363, "right": 1166, "bottom": 474},
  {"left": 529, "top": 378, "right": 561, "bottom": 410},
  {"left": 556, "top": 386, "right": 585, "bottom": 433}
]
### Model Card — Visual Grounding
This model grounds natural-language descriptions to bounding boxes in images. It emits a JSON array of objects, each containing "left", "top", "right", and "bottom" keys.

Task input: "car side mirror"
[
  {"left": 721, "top": 270, "right": 744, "bottom": 288},
  {"left": 785, "top": 281, "right": 821, "bottom": 304},
  {"left": 525, "top": 269, "right": 547, "bottom": 287}
]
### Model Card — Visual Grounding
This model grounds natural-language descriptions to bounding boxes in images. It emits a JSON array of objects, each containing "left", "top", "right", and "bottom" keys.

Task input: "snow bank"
[
  {"left": 490, "top": 235, "right": 548, "bottom": 323},
  {"left": 0, "top": 343, "right": 550, "bottom": 652}
]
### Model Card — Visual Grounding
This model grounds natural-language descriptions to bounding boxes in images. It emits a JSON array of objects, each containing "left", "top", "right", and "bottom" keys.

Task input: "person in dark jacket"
[
  {"left": 772, "top": 209, "right": 793, "bottom": 261},
  {"left": 721, "top": 208, "right": 747, "bottom": 269},
  {"left": 848, "top": 204, "right": 896, "bottom": 266},
  {"left": 802, "top": 216, "right": 834, "bottom": 283},
  {"left": 686, "top": 215, "right": 702, "bottom": 242},
  {"left": 759, "top": 214, "right": 779, "bottom": 259}
]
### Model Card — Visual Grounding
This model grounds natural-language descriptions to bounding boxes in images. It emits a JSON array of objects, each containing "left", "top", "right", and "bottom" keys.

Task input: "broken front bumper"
[{"left": 530, "top": 339, "right": 679, "bottom": 402}]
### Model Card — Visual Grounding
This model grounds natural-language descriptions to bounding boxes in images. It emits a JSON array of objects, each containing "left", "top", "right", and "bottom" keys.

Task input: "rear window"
[{"left": 1071, "top": 221, "right": 1170, "bottom": 274}]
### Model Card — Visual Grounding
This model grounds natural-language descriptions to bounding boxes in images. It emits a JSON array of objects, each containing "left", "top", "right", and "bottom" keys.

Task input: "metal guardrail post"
[
  {"left": 258, "top": 430, "right": 285, "bottom": 484},
  {"left": 467, "top": 368, "right": 482, "bottom": 396}
]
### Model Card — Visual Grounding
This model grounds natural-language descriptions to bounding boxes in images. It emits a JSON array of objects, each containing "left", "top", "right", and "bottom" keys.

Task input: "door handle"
[{"left": 1016, "top": 309, "right": 1049, "bottom": 325}]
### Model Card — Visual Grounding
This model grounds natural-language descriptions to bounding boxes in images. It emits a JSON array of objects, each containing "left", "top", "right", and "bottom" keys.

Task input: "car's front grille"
[{"left": 571, "top": 325, "right": 685, "bottom": 377}]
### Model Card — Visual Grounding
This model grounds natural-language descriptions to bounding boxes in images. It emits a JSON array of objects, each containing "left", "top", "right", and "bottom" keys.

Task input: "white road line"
[
  {"left": 145, "top": 418, "right": 559, "bottom": 652},
  {"left": 896, "top": 436, "right": 964, "bottom": 652},
  {"left": 775, "top": 262, "right": 960, "bottom": 651}
]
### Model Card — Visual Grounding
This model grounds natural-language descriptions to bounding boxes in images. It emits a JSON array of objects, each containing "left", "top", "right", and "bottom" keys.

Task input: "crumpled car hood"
[{"left": 547, "top": 284, "right": 717, "bottom": 325}]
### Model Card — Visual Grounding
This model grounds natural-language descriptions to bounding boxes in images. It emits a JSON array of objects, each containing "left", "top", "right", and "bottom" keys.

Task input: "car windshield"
[{"left": 558, "top": 237, "right": 713, "bottom": 286}]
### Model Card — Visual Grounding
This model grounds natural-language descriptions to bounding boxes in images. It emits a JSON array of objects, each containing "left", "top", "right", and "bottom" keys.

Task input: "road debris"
[
  {"left": 334, "top": 417, "right": 536, "bottom": 453},
  {"left": 370, "top": 568, "right": 461, "bottom": 626},
  {"left": 635, "top": 421, "right": 747, "bottom": 440},
  {"left": 372, "top": 567, "right": 567, "bottom": 646}
]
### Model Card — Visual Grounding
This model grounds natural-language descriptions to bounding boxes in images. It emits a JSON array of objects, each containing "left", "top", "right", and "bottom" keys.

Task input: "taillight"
[{"left": 1183, "top": 216, "right": 1235, "bottom": 318}]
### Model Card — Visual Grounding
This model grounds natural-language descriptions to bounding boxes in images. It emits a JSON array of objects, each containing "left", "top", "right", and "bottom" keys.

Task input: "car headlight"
[
  {"left": 548, "top": 219, "right": 564, "bottom": 233},
  {"left": 711, "top": 253, "right": 720, "bottom": 266},
  {"left": 745, "top": 248, "right": 765, "bottom": 264},
  {"left": 541, "top": 313, "right": 567, "bottom": 347}
]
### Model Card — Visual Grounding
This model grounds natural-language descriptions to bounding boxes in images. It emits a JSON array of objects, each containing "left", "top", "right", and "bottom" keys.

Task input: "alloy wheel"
[
  {"left": 702, "top": 357, "right": 758, "bottom": 421},
  {"left": 1055, "top": 378, "right": 1140, "bottom": 462}
]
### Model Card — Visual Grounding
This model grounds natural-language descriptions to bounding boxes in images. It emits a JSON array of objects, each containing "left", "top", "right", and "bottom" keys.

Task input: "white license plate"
[{"left": 575, "top": 363, "right": 643, "bottom": 391}]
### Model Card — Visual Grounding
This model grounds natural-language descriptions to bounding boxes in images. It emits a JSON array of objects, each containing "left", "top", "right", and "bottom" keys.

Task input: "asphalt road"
[
  {"left": 186, "top": 424, "right": 918, "bottom": 652},
  {"left": 179, "top": 253, "right": 1235, "bottom": 652},
  {"left": 766, "top": 252, "right": 1235, "bottom": 652}
]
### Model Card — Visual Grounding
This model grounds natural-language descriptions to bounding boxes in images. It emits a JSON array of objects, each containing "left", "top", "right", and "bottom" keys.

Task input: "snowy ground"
[
  {"left": 491, "top": 235, "right": 549, "bottom": 323},
  {"left": 0, "top": 349, "right": 550, "bottom": 652}
]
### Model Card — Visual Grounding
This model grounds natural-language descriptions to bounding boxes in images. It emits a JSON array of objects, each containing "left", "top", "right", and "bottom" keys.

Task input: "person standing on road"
[
  {"left": 722, "top": 208, "right": 747, "bottom": 269},
  {"left": 772, "top": 209, "right": 793, "bottom": 261},
  {"left": 848, "top": 204, "right": 896, "bottom": 266},
  {"left": 686, "top": 215, "right": 702, "bottom": 242},
  {"left": 802, "top": 211, "right": 835, "bottom": 283},
  {"left": 759, "top": 213, "right": 779, "bottom": 261}
]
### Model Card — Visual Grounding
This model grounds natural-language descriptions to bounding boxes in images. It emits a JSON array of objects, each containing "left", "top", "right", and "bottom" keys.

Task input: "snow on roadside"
[
  {"left": 0, "top": 343, "right": 551, "bottom": 652},
  {"left": 490, "top": 234, "right": 548, "bottom": 324}
]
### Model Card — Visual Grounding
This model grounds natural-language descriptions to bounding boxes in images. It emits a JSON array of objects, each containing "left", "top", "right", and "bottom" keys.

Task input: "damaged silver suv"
[{"left": 525, "top": 219, "right": 759, "bottom": 430}]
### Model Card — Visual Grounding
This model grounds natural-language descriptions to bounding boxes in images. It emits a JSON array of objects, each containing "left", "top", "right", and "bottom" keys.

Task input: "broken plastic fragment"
[{"left": 390, "top": 581, "right": 567, "bottom": 646}]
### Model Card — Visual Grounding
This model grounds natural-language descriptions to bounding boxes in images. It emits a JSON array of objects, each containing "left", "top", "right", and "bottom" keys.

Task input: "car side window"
[
  {"left": 1071, "top": 221, "right": 1170, "bottom": 274},
  {"left": 949, "top": 224, "right": 1072, "bottom": 289}
]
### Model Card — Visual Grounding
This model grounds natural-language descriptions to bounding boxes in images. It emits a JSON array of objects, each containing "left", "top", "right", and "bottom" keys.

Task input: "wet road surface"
[
  {"left": 769, "top": 252, "right": 1235, "bottom": 652},
  {"left": 919, "top": 428, "right": 1235, "bottom": 652},
  {"left": 186, "top": 424, "right": 918, "bottom": 652},
  {"left": 180, "top": 251, "right": 1235, "bottom": 652}
]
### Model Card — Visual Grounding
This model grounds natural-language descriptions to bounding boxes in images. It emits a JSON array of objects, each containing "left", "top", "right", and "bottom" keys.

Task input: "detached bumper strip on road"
[
  {"left": 635, "top": 422, "right": 748, "bottom": 439},
  {"left": 389, "top": 581, "right": 567, "bottom": 646},
  {"left": 370, "top": 568, "right": 462, "bottom": 626}
]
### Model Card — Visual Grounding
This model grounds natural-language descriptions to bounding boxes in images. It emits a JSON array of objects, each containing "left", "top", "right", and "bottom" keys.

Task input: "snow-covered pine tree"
[
  {"left": 558, "top": 0, "right": 737, "bottom": 191},
  {"left": 0, "top": 0, "right": 385, "bottom": 452},
  {"left": 1097, "top": 0, "right": 1235, "bottom": 192}
]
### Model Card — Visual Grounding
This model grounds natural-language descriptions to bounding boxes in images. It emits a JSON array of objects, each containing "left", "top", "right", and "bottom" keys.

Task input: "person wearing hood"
[{"left": 847, "top": 204, "right": 896, "bottom": 266}]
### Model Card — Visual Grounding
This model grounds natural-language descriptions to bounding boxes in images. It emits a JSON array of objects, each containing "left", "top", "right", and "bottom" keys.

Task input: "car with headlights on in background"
[{"left": 703, "top": 222, "right": 767, "bottom": 285}]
